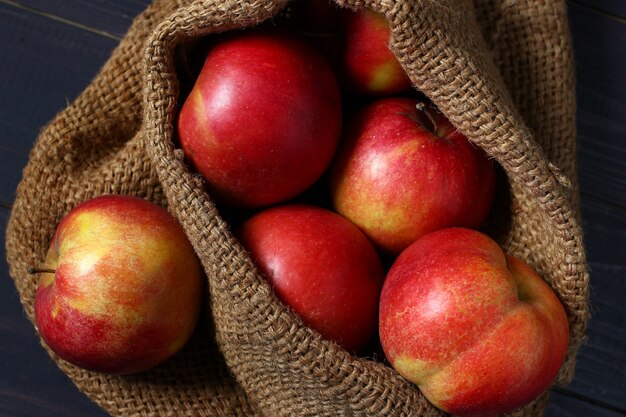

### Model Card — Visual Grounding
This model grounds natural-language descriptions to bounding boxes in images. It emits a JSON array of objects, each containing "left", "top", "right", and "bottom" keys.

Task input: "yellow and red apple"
[
  {"left": 330, "top": 98, "right": 496, "bottom": 254},
  {"left": 338, "top": 8, "right": 412, "bottom": 96},
  {"left": 379, "top": 228, "right": 569, "bottom": 417},
  {"left": 33, "top": 195, "right": 204, "bottom": 375},
  {"left": 237, "top": 204, "right": 384, "bottom": 352}
]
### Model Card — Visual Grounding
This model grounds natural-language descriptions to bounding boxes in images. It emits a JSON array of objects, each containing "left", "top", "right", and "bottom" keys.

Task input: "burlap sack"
[{"left": 6, "top": 0, "right": 589, "bottom": 416}]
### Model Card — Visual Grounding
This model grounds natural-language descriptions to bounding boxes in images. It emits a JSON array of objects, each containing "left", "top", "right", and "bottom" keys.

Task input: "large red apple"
[
  {"left": 177, "top": 30, "right": 342, "bottom": 208},
  {"left": 379, "top": 228, "right": 569, "bottom": 417},
  {"left": 338, "top": 8, "right": 412, "bottom": 96},
  {"left": 33, "top": 195, "right": 204, "bottom": 375},
  {"left": 330, "top": 98, "right": 496, "bottom": 254},
  {"left": 237, "top": 204, "right": 384, "bottom": 352}
]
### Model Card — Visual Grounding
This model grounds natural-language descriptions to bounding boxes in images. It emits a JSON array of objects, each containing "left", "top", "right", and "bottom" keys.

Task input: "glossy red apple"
[
  {"left": 33, "top": 195, "right": 204, "bottom": 375},
  {"left": 237, "top": 204, "right": 384, "bottom": 352},
  {"left": 330, "top": 98, "right": 496, "bottom": 254},
  {"left": 379, "top": 228, "right": 569, "bottom": 417},
  {"left": 338, "top": 8, "right": 412, "bottom": 96},
  {"left": 177, "top": 30, "right": 342, "bottom": 208}
]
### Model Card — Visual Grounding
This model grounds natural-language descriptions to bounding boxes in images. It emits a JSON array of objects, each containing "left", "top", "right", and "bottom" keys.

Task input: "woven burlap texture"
[{"left": 5, "top": 0, "right": 588, "bottom": 416}]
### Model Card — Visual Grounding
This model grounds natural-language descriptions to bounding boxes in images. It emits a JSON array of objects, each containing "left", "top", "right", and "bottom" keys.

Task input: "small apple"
[
  {"left": 330, "top": 98, "right": 496, "bottom": 254},
  {"left": 177, "top": 30, "right": 342, "bottom": 208},
  {"left": 33, "top": 195, "right": 204, "bottom": 375},
  {"left": 338, "top": 8, "right": 412, "bottom": 96},
  {"left": 379, "top": 228, "right": 569, "bottom": 417},
  {"left": 237, "top": 204, "right": 384, "bottom": 352}
]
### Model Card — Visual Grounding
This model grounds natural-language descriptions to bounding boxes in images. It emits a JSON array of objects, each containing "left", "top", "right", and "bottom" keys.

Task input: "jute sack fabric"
[{"left": 5, "top": 0, "right": 589, "bottom": 416}]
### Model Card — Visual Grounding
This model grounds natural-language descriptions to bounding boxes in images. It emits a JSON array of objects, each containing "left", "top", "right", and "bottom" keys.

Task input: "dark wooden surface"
[{"left": 1, "top": 1, "right": 624, "bottom": 416}]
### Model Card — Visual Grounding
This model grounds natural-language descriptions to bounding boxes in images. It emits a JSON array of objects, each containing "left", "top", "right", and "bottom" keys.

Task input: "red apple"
[
  {"left": 379, "top": 228, "right": 569, "bottom": 417},
  {"left": 177, "top": 30, "right": 342, "bottom": 208},
  {"left": 330, "top": 98, "right": 496, "bottom": 254},
  {"left": 33, "top": 195, "right": 204, "bottom": 375},
  {"left": 338, "top": 9, "right": 412, "bottom": 96},
  {"left": 237, "top": 204, "right": 384, "bottom": 352}
]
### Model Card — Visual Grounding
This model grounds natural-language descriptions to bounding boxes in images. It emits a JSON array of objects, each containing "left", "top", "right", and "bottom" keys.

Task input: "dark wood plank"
[
  {"left": 569, "top": 3, "right": 626, "bottom": 208},
  {"left": 562, "top": 261, "right": 626, "bottom": 411},
  {"left": 0, "top": 208, "right": 108, "bottom": 417},
  {"left": 565, "top": 5, "right": 626, "bottom": 409},
  {"left": 0, "top": 2, "right": 119, "bottom": 205},
  {"left": 569, "top": 0, "right": 626, "bottom": 21},
  {"left": 547, "top": 390, "right": 626, "bottom": 417},
  {"left": 553, "top": 197, "right": 626, "bottom": 412},
  {"left": 580, "top": 197, "right": 626, "bottom": 266},
  {"left": 5, "top": 0, "right": 151, "bottom": 39}
]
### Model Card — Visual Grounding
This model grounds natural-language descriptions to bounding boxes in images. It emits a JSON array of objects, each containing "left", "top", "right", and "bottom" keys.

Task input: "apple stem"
[
  {"left": 28, "top": 267, "right": 56, "bottom": 274},
  {"left": 416, "top": 102, "right": 439, "bottom": 136}
]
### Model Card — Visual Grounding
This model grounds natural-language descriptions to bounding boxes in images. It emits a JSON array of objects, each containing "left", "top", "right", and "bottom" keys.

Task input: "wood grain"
[
  {"left": 581, "top": 197, "right": 626, "bottom": 266},
  {"left": 0, "top": 2, "right": 118, "bottom": 205},
  {"left": 565, "top": 262, "right": 626, "bottom": 411},
  {"left": 569, "top": 0, "right": 626, "bottom": 21},
  {"left": 548, "top": 390, "right": 626, "bottom": 417},
  {"left": 551, "top": 195, "right": 626, "bottom": 412},
  {"left": 1, "top": 0, "right": 151, "bottom": 39},
  {"left": 569, "top": 3, "right": 626, "bottom": 208},
  {"left": 567, "top": 6, "right": 626, "bottom": 409}
]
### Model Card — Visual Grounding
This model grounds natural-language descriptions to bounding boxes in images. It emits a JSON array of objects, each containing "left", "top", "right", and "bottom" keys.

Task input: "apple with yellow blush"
[
  {"left": 33, "top": 195, "right": 204, "bottom": 375},
  {"left": 338, "top": 8, "right": 412, "bottom": 96},
  {"left": 330, "top": 98, "right": 496, "bottom": 254},
  {"left": 379, "top": 228, "right": 569, "bottom": 417}
]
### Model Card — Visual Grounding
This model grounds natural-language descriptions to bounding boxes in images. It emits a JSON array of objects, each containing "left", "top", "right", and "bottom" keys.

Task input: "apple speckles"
[
  {"left": 34, "top": 195, "right": 203, "bottom": 375},
  {"left": 368, "top": 60, "right": 405, "bottom": 93},
  {"left": 380, "top": 228, "right": 569, "bottom": 416},
  {"left": 393, "top": 354, "right": 438, "bottom": 385}
]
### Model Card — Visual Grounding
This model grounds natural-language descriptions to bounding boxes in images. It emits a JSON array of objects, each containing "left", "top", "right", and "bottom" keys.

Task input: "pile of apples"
[{"left": 32, "top": 3, "right": 570, "bottom": 417}]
